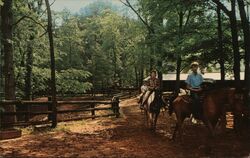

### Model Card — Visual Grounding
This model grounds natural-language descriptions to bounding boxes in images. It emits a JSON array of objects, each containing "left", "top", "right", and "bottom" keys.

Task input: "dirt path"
[{"left": 1, "top": 97, "right": 250, "bottom": 157}]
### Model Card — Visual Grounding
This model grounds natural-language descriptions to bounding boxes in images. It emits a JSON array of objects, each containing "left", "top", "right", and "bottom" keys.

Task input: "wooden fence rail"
[
  {"left": 30, "top": 87, "right": 139, "bottom": 99},
  {"left": 0, "top": 96, "right": 119, "bottom": 128}
]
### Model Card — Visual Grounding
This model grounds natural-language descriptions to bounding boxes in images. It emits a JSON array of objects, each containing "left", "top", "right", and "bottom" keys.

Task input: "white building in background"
[
  {"left": 144, "top": 72, "right": 245, "bottom": 81},
  {"left": 162, "top": 72, "right": 245, "bottom": 81}
]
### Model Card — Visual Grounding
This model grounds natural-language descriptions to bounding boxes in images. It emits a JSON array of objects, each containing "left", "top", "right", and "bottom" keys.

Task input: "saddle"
[
  {"left": 143, "top": 90, "right": 164, "bottom": 112},
  {"left": 178, "top": 92, "right": 204, "bottom": 119}
]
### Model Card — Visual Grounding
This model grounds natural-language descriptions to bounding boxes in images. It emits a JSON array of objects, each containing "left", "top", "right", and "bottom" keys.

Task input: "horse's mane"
[{"left": 168, "top": 92, "right": 178, "bottom": 116}]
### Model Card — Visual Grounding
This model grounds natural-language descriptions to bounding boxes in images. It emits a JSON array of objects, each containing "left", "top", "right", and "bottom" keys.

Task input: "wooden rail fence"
[
  {"left": 31, "top": 87, "right": 139, "bottom": 99},
  {"left": 0, "top": 97, "right": 120, "bottom": 128}
]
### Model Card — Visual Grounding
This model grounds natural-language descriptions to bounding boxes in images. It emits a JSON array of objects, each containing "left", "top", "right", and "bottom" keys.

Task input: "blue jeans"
[{"left": 191, "top": 92, "right": 201, "bottom": 116}]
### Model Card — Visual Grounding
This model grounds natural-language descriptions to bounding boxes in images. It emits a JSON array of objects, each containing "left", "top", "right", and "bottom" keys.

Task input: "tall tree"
[
  {"left": 230, "top": 0, "right": 241, "bottom": 83},
  {"left": 212, "top": 0, "right": 241, "bottom": 84},
  {"left": 237, "top": 0, "right": 250, "bottom": 107},
  {"left": 24, "top": 0, "right": 43, "bottom": 100},
  {"left": 217, "top": 6, "right": 225, "bottom": 81},
  {"left": 24, "top": 34, "right": 34, "bottom": 100},
  {"left": 45, "top": 0, "right": 57, "bottom": 127},
  {"left": 1, "top": 0, "right": 16, "bottom": 123}
]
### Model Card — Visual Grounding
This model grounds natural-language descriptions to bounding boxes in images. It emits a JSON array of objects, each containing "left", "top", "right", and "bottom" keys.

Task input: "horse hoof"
[
  {"left": 204, "top": 146, "right": 212, "bottom": 155},
  {"left": 170, "top": 136, "right": 175, "bottom": 142},
  {"left": 149, "top": 127, "right": 156, "bottom": 132}
]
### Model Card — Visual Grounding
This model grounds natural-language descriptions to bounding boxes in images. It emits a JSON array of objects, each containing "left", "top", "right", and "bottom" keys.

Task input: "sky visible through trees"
[{"left": 0, "top": 0, "right": 249, "bottom": 104}]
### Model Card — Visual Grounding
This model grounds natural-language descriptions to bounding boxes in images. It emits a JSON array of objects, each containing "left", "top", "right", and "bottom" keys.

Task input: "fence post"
[
  {"left": 48, "top": 97, "right": 57, "bottom": 128},
  {"left": 51, "top": 100, "right": 57, "bottom": 128},
  {"left": 0, "top": 107, "right": 3, "bottom": 130},
  {"left": 25, "top": 101, "right": 30, "bottom": 122},
  {"left": 48, "top": 96, "right": 52, "bottom": 121},
  {"left": 112, "top": 96, "right": 120, "bottom": 118},
  {"left": 91, "top": 103, "right": 95, "bottom": 119}
]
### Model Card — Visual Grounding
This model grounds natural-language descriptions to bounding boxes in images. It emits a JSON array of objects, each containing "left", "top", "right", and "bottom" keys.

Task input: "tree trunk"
[
  {"left": 139, "top": 66, "right": 144, "bottom": 87},
  {"left": 217, "top": 6, "right": 225, "bottom": 81},
  {"left": 230, "top": 0, "right": 241, "bottom": 84},
  {"left": 24, "top": 35, "right": 34, "bottom": 100},
  {"left": 175, "top": 57, "right": 182, "bottom": 93},
  {"left": 212, "top": 0, "right": 241, "bottom": 84},
  {"left": 139, "top": 48, "right": 144, "bottom": 87},
  {"left": 157, "top": 60, "right": 163, "bottom": 90},
  {"left": 0, "top": 6, "right": 3, "bottom": 97},
  {"left": 175, "top": 11, "right": 184, "bottom": 93},
  {"left": 69, "top": 42, "right": 72, "bottom": 67},
  {"left": 134, "top": 66, "right": 138, "bottom": 87},
  {"left": 1, "top": 0, "right": 16, "bottom": 124},
  {"left": 237, "top": 0, "right": 250, "bottom": 107},
  {"left": 45, "top": 0, "right": 57, "bottom": 128},
  {"left": 113, "top": 43, "right": 117, "bottom": 79}
]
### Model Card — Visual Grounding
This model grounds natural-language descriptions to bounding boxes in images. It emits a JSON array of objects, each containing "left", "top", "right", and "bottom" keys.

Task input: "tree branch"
[
  {"left": 39, "top": 0, "right": 56, "bottom": 17},
  {"left": 183, "top": 7, "right": 192, "bottom": 31},
  {"left": 120, "top": 0, "right": 154, "bottom": 33},
  {"left": 39, "top": 30, "right": 48, "bottom": 37},
  {"left": 13, "top": 15, "right": 47, "bottom": 31},
  {"left": 211, "top": 0, "right": 231, "bottom": 17}
]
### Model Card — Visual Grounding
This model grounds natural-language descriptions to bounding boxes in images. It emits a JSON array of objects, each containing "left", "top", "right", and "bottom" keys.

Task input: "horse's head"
[
  {"left": 146, "top": 90, "right": 164, "bottom": 112},
  {"left": 201, "top": 78, "right": 216, "bottom": 91},
  {"left": 227, "top": 88, "right": 246, "bottom": 115}
]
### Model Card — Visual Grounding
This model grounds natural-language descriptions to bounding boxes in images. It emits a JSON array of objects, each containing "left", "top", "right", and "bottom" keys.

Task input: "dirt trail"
[{"left": 1, "top": 97, "right": 250, "bottom": 157}]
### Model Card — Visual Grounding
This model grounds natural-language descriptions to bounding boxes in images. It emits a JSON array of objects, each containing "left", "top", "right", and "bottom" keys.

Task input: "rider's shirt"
[
  {"left": 185, "top": 72, "right": 203, "bottom": 88},
  {"left": 147, "top": 78, "right": 160, "bottom": 90}
]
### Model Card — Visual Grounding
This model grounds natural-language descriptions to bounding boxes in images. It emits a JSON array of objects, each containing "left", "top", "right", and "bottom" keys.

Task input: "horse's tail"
[{"left": 168, "top": 92, "right": 178, "bottom": 116}]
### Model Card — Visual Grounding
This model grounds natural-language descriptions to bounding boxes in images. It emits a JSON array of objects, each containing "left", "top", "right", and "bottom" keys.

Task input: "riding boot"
[
  {"left": 138, "top": 95, "right": 143, "bottom": 104},
  {"left": 140, "top": 103, "right": 144, "bottom": 110},
  {"left": 139, "top": 99, "right": 145, "bottom": 109},
  {"left": 191, "top": 99, "right": 198, "bottom": 119},
  {"left": 191, "top": 93, "right": 200, "bottom": 118}
]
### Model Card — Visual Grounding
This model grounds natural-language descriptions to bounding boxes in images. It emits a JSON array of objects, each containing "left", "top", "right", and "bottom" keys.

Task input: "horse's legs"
[
  {"left": 202, "top": 120, "right": 215, "bottom": 155},
  {"left": 205, "top": 120, "right": 215, "bottom": 137},
  {"left": 215, "top": 113, "right": 227, "bottom": 134},
  {"left": 172, "top": 115, "right": 185, "bottom": 141},
  {"left": 178, "top": 117, "right": 185, "bottom": 141},
  {"left": 145, "top": 110, "right": 149, "bottom": 128},
  {"left": 172, "top": 123, "right": 178, "bottom": 140},
  {"left": 149, "top": 113, "right": 154, "bottom": 130},
  {"left": 152, "top": 112, "right": 160, "bottom": 131}
]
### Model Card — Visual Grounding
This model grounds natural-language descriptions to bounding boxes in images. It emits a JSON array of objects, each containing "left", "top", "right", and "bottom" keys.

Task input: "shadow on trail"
[{"left": 1, "top": 98, "right": 250, "bottom": 158}]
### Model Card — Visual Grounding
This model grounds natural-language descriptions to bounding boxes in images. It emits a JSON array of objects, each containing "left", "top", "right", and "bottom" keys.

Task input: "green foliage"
[
  {"left": 135, "top": 0, "right": 236, "bottom": 74},
  {"left": 56, "top": 69, "right": 92, "bottom": 94},
  {"left": 11, "top": 0, "right": 94, "bottom": 97},
  {"left": 8, "top": 0, "right": 244, "bottom": 98}
]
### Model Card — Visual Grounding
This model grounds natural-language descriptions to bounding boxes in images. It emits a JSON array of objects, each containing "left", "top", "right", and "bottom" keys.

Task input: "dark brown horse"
[{"left": 169, "top": 88, "right": 243, "bottom": 140}]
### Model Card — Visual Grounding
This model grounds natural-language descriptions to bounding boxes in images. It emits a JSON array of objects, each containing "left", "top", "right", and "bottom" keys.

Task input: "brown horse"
[
  {"left": 143, "top": 90, "right": 164, "bottom": 131},
  {"left": 169, "top": 88, "right": 242, "bottom": 140}
]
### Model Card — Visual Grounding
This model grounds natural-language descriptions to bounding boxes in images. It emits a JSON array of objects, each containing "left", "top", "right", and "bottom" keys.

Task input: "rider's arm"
[
  {"left": 147, "top": 79, "right": 156, "bottom": 91},
  {"left": 187, "top": 84, "right": 202, "bottom": 92},
  {"left": 155, "top": 79, "right": 160, "bottom": 90},
  {"left": 186, "top": 84, "right": 192, "bottom": 91},
  {"left": 185, "top": 75, "right": 192, "bottom": 91},
  {"left": 148, "top": 85, "right": 154, "bottom": 91},
  {"left": 146, "top": 80, "right": 153, "bottom": 90}
]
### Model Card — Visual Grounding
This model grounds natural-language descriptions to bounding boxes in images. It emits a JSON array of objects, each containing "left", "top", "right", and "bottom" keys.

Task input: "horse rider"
[
  {"left": 139, "top": 70, "right": 160, "bottom": 109},
  {"left": 185, "top": 62, "right": 203, "bottom": 117}
]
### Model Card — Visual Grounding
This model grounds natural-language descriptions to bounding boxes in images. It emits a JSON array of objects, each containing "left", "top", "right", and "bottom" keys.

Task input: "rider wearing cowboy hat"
[{"left": 185, "top": 62, "right": 203, "bottom": 117}]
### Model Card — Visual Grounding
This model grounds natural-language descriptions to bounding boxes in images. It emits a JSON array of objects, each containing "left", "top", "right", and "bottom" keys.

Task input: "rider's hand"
[{"left": 191, "top": 88, "right": 202, "bottom": 92}]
